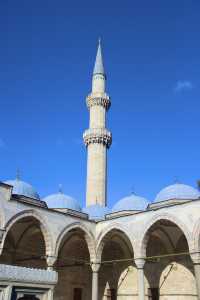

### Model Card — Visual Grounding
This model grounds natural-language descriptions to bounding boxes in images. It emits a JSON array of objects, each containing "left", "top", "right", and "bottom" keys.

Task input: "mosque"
[{"left": 0, "top": 41, "right": 200, "bottom": 300}]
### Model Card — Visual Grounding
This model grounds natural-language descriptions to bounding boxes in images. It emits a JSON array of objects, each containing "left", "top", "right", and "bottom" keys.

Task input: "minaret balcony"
[
  {"left": 83, "top": 128, "right": 112, "bottom": 148},
  {"left": 86, "top": 94, "right": 111, "bottom": 110}
]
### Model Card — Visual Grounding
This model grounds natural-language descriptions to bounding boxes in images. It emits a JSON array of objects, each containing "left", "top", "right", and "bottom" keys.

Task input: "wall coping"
[{"left": 0, "top": 264, "right": 58, "bottom": 285}]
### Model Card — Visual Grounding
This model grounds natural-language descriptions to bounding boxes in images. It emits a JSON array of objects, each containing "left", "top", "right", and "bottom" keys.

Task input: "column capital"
[
  {"left": 91, "top": 261, "right": 101, "bottom": 273},
  {"left": 191, "top": 252, "right": 200, "bottom": 264},
  {"left": 135, "top": 258, "right": 146, "bottom": 269},
  {"left": 46, "top": 255, "right": 57, "bottom": 270}
]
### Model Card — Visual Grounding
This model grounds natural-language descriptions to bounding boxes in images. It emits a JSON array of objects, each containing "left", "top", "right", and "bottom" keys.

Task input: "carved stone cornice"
[
  {"left": 83, "top": 128, "right": 112, "bottom": 148},
  {"left": 86, "top": 95, "right": 111, "bottom": 110},
  {"left": 0, "top": 264, "right": 58, "bottom": 284}
]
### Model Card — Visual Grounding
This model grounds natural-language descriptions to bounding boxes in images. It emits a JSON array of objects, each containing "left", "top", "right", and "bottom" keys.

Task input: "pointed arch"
[
  {"left": 55, "top": 222, "right": 96, "bottom": 261},
  {"left": 137, "top": 212, "right": 192, "bottom": 258},
  {"left": 96, "top": 223, "right": 135, "bottom": 261},
  {"left": 1, "top": 209, "right": 54, "bottom": 257}
]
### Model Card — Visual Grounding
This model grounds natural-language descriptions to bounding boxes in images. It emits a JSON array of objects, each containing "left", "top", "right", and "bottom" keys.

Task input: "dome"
[
  {"left": 112, "top": 194, "right": 149, "bottom": 213},
  {"left": 5, "top": 179, "right": 40, "bottom": 200},
  {"left": 44, "top": 192, "right": 81, "bottom": 212},
  {"left": 83, "top": 204, "right": 110, "bottom": 220},
  {"left": 155, "top": 183, "right": 200, "bottom": 202}
]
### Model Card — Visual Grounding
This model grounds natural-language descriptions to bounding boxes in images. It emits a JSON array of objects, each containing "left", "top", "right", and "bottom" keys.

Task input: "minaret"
[{"left": 83, "top": 40, "right": 112, "bottom": 207}]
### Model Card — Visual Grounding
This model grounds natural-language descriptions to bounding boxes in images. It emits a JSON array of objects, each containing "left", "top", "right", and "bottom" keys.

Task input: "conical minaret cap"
[{"left": 93, "top": 38, "right": 105, "bottom": 75}]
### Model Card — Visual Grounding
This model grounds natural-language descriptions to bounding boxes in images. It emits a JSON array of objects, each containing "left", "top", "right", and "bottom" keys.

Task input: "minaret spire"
[
  {"left": 93, "top": 38, "right": 105, "bottom": 75},
  {"left": 83, "top": 40, "right": 112, "bottom": 207}
]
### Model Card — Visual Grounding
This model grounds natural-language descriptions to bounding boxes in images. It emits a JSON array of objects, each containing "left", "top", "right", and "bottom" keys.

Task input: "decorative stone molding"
[
  {"left": 46, "top": 256, "right": 57, "bottom": 269},
  {"left": 83, "top": 128, "right": 112, "bottom": 148},
  {"left": 12, "top": 194, "right": 47, "bottom": 208},
  {"left": 0, "top": 264, "right": 58, "bottom": 285},
  {"left": 53, "top": 207, "right": 88, "bottom": 219},
  {"left": 86, "top": 95, "right": 111, "bottom": 110},
  {"left": 90, "top": 262, "right": 101, "bottom": 273},
  {"left": 190, "top": 252, "right": 200, "bottom": 264},
  {"left": 135, "top": 258, "right": 145, "bottom": 269}
]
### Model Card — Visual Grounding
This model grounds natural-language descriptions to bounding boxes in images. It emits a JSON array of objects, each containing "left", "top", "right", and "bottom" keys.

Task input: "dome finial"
[
  {"left": 131, "top": 185, "right": 136, "bottom": 195},
  {"left": 16, "top": 168, "right": 20, "bottom": 181},
  {"left": 173, "top": 176, "right": 180, "bottom": 184},
  {"left": 58, "top": 184, "right": 63, "bottom": 194}
]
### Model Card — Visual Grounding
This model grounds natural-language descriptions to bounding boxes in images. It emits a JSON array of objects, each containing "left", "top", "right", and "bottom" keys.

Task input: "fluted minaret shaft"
[{"left": 83, "top": 40, "right": 111, "bottom": 207}]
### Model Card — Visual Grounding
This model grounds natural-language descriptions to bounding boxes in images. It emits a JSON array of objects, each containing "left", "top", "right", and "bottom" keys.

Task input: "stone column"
[
  {"left": 4, "top": 285, "right": 12, "bottom": 300},
  {"left": 135, "top": 258, "right": 146, "bottom": 300},
  {"left": 46, "top": 288, "right": 54, "bottom": 300},
  {"left": 91, "top": 262, "right": 101, "bottom": 300},
  {"left": 194, "top": 263, "right": 200, "bottom": 300}
]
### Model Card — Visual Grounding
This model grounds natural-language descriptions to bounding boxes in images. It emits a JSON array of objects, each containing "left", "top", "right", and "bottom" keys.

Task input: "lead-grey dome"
[
  {"left": 5, "top": 179, "right": 40, "bottom": 200},
  {"left": 112, "top": 194, "right": 149, "bottom": 212},
  {"left": 155, "top": 183, "right": 200, "bottom": 202},
  {"left": 44, "top": 192, "right": 81, "bottom": 212}
]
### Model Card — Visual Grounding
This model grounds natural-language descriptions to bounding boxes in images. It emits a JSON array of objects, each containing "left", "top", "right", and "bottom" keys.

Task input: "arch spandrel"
[
  {"left": 1, "top": 209, "right": 54, "bottom": 257},
  {"left": 55, "top": 222, "right": 96, "bottom": 262},
  {"left": 136, "top": 212, "right": 193, "bottom": 258}
]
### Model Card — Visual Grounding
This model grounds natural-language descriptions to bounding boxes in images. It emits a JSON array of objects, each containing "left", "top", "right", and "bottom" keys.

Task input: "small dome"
[
  {"left": 44, "top": 192, "right": 81, "bottom": 212},
  {"left": 83, "top": 204, "right": 110, "bottom": 220},
  {"left": 112, "top": 194, "right": 149, "bottom": 213},
  {"left": 5, "top": 179, "right": 40, "bottom": 200},
  {"left": 155, "top": 183, "right": 200, "bottom": 202}
]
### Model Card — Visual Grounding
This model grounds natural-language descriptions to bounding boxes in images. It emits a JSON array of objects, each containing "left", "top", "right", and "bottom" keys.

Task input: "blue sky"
[{"left": 0, "top": 0, "right": 199, "bottom": 207}]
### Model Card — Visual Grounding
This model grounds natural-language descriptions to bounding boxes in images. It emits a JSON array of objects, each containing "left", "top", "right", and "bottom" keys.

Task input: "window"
[
  {"left": 73, "top": 288, "right": 82, "bottom": 300},
  {"left": 107, "top": 289, "right": 116, "bottom": 300},
  {"left": 148, "top": 288, "right": 159, "bottom": 300}
]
